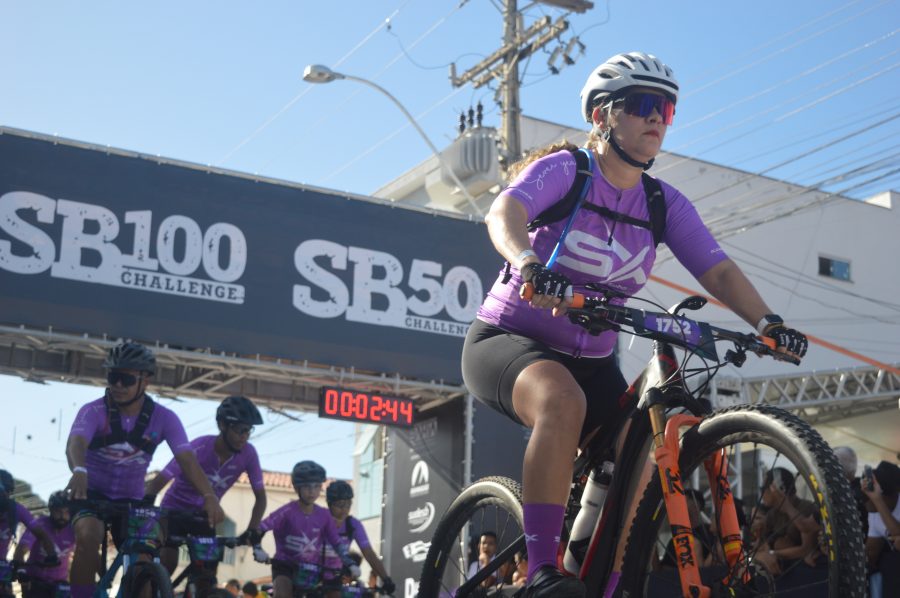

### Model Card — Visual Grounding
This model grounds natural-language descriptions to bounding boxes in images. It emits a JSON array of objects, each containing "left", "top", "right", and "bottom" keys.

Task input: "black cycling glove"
[
  {"left": 521, "top": 263, "right": 571, "bottom": 299},
  {"left": 382, "top": 577, "right": 396, "bottom": 595},
  {"left": 762, "top": 322, "right": 809, "bottom": 358}
]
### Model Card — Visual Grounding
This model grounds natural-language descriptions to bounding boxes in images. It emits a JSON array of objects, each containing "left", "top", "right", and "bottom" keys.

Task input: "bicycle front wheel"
[
  {"left": 417, "top": 476, "right": 523, "bottom": 598},
  {"left": 121, "top": 561, "right": 175, "bottom": 598},
  {"left": 619, "top": 404, "right": 866, "bottom": 598}
]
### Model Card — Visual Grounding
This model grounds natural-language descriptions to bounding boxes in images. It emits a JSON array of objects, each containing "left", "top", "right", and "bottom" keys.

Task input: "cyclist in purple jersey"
[
  {"left": 64, "top": 342, "right": 225, "bottom": 598},
  {"left": 462, "top": 52, "right": 809, "bottom": 598},
  {"left": 145, "top": 395, "right": 268, "bottom": 576},
  {"left": 13, "top": 491, "right": 75, "bottom": 598},
  {"left": 0, "top": 470, "right": 58, "bottom": 598},
  {"left": 322, "top": 481, "right": 394, "bottom": 597},
  {"left": 255, "top": 461, "right": 360, "bottom": 598}
]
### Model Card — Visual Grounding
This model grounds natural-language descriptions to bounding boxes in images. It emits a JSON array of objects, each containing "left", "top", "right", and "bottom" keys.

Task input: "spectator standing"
[{"left": 861, "top": 461, "right": 900, "bottom": 597}]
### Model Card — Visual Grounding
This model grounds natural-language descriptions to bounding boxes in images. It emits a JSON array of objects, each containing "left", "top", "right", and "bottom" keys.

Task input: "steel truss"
[
  {"left": 710, "top": 364, "right": 900, "bottom": 424},
  {"left": 0, "top": 324, "right": 466, "bottom": 414}
]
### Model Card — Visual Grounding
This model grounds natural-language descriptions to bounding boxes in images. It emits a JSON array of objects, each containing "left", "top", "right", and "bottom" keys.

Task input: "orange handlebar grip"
[{"left": 519, "top": 284, "right": 585, "bottom": 308}]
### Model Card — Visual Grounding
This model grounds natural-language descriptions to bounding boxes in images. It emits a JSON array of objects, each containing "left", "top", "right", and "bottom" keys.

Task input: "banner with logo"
[
  {"left": 382, "top": 400, "right": 463, "bottom": 597},
  {"left": 0, "top": 129, "right": 500, "bottom": 383}
]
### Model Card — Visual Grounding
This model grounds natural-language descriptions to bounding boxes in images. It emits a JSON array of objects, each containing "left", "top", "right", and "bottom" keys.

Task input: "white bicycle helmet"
[{"left": 579, "top": 52, "right": 679, "bottom": 123}]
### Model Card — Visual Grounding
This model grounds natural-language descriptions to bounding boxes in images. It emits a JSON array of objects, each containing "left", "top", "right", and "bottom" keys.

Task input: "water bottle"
[{"left": 563, "top": 461, "right": 614, "bottom": 574}]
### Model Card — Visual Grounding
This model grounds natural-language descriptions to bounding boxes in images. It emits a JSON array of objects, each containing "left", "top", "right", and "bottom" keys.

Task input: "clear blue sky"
[{"left": 1, "top": 0, "right": 898, "bottom": 501}]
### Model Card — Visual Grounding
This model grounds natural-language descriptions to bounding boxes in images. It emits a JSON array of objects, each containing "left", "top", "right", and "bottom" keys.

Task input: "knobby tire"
[{"left": 618, "top": 404, "right": 866, "bottom": 597}]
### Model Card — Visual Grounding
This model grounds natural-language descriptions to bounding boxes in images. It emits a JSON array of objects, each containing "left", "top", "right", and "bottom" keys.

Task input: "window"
[{"left": 818, "top": 256, "right": 851, "bottom": 281}]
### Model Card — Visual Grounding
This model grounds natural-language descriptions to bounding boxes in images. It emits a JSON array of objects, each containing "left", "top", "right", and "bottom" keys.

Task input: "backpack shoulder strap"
[
  {"left": 641, "top": 173, "right": 667, "bottom": 248},
  {"left": 526, "top": 148, "right": 593, "bottom": 231},
  {"left": 87, "top": 396, "right": 158, "bottom": 456},
  {"left": 345, "top": 516, "right": 355, "bottom": 542},
  {"left": 127, "top": 397, "right": 158, "bottom": 456}
]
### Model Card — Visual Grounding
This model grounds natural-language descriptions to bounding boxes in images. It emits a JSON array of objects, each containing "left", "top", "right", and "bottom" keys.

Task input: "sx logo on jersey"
[
  {"left": 410, "top": 461, "right": 430, "bottom": 498},
  {"left": 556, "top": 230, "right": 651, "bottom": 289}
]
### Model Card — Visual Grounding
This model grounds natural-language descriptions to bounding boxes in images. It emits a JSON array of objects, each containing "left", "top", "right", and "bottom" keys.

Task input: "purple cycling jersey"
[
  {"left": 19, "top": 515, "right": 75, "bottom": 582},
  {"left": 69, "top": 396, "right": 191, "bottom": 500},
  {"left": 478, "top": 150, "right": 728, "bottom": 357},
  {"left": 323, "top": 516, "right": 371, "bottom": 571},
  {"left": 0, "top": 502, "right": 36, "bottom": 558},
  {"left": 159, "top": 435, "right": 264, "bottom": 510},
  {"left": 260, "top": 502, "right": 345, "bottom": 566}
]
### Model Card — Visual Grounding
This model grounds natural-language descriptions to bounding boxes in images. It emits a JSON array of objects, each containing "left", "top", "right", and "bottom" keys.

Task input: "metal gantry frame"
[
  {"left": 710, "top": 363, "right": 900, "bottom": 424},
  {"left": 0, "top": 324, "right": 466, "bottom": 414}
]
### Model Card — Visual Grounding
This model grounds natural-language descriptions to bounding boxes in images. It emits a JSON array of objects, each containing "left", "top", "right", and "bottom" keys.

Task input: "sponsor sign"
[
  {"left": 407, "top": 502, "right": 435, "bottom": 533},
  {"left": 0, "top": 129, "right": 499, "bottom": 382},
  {"left": 410, "top": 460, "right": 430, "bottom": 497},
  {"left": 402, "top": 540, "right": 430, "bottom": 563},
  {"left": 382, "top": 400, "right": 463, "bottom": 586}
]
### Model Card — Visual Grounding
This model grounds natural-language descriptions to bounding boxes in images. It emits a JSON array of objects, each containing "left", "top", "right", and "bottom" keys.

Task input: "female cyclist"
[{"left": 461, "top": 51, "right": 809, "bottom": 598}]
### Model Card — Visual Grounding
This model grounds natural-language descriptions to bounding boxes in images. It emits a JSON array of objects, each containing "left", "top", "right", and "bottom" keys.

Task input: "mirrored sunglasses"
[
  {"left": 618, "top": 92, "right": 675, "bottom": 125},
  {"left": 107, "top": 371, "right": 140, "bottom": 387}
]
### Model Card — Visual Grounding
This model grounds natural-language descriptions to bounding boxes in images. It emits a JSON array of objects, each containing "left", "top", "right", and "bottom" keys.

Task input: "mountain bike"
[
  {"left": 165, "top": 509, "right": 244, "bottom": 598},
  {"left": 417, "top": 287, "right": 866, "bottom": 597},
  {"left": 259, "top": 558, "right": 395, "bottom": 598},
  {"left": 15, "top": 559, "right": 72, "bottom": 598},
  {"left": 77, "top": 499, "right": 174, "bottom": 598}
]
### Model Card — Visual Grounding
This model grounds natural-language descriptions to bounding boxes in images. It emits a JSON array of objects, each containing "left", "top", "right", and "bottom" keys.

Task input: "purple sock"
[
  {"left": 524, "top": 502, "right": 565, "bottom": 581},
  {"left": 603, "top": 571, "right": 621, "bottom": 598},
  {"left": 71, "top": 584, "right": 97, "bottom": 598}
]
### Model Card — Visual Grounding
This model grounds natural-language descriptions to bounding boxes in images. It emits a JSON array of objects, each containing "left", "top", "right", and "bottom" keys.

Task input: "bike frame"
[
  {"left": 578, "top": 341, "right": 748, "bottom": 597},
  {"left": 458, "top": 341, "right": 750, "bottom": 598},
  {"left": 93, "top": 505, "right": 166, "bottom": 598}
]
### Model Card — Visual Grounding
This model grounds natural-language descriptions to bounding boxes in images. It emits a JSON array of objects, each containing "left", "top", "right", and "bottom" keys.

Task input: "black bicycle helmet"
[
  {"left": 292, "top": 460, "right": 326, "bottom": 486},
  {"left": 326, "top": 480, "right": 354, "bottom": 503},
  {"left": 103, "top": 341, "right": 156, "bottom": 375},
  {"left": 48, "top": 490, "right": 68, "bottom": 511},
  {"left": 0, "top": 470, "right": 13, "bottom": 494},
  {"left": 216, "top": 396, "right": 264, "bottom": 426}
]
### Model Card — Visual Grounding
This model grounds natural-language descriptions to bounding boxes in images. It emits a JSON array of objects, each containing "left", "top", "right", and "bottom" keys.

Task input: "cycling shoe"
[{"left": 524, "top": 565, "right": 586, "bottom": 598}]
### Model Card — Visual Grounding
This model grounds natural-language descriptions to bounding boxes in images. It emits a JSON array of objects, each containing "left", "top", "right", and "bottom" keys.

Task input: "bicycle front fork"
[{"left": 648, "top": 400, "right": 750, "bottom": 598}]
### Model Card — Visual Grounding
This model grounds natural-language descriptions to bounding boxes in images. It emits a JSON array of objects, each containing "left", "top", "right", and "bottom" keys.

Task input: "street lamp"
[{"left": 302, "top": 64, "right": 484, "bottom": 216}]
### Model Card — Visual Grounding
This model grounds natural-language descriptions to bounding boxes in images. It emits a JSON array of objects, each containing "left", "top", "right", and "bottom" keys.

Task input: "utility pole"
[{"left": 449, "top": 0, "right": 593, "bottom": 165}]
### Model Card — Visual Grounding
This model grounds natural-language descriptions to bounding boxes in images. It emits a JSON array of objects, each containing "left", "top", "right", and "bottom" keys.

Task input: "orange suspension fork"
[
  {"left": 703, "top": 449, "right": 751, "bottom": 584},
  {"left": 649, "top": 403, "right": 710, "bottom": 598}
]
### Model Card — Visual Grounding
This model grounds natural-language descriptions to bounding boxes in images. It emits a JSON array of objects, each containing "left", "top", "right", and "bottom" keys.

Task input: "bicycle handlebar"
[{"left": 520, "top": 283, "right": 799, "bottom": 365}]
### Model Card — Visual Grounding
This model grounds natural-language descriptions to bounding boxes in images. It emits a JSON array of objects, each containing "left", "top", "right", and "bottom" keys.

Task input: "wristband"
[
  {"left": 515, "top": 249, "right": 537, "bottom": 268},
  {"left": 756, "top": 314, "right": 784, "bottom": 335},
  {"left": 72, "top": 466, "right": 88, "bottom": 474}
]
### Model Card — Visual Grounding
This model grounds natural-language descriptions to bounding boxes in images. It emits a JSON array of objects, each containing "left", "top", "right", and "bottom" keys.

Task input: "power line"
[
  {"left": 215, "top": 0, "right": 416, "bottom": 166},
  {"left": 679, "top": 0, "right": 867, "bottom": 87},
  {"left": 682, "top": 0, "right": 891, "bottom": 98}
]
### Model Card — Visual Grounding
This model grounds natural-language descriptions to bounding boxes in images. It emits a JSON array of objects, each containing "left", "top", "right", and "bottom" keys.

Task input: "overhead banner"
[{"left": 0, "top": 129, "right": 501, "bottom": 383}]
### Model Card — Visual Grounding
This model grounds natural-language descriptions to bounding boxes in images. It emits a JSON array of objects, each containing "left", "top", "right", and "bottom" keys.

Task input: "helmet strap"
[{"left": 607, "top": 128, "right": 654, "bottom": 170}]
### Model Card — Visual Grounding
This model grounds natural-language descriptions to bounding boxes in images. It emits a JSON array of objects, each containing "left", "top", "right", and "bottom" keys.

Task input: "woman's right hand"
[{"left": 520, "top": 263, "right": 574, "bottom": 316}]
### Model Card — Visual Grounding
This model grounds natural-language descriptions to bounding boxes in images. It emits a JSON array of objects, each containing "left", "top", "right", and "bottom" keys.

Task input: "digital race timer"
[{"left": 318, "top": 386, "right": 415, "bottom": 428}]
